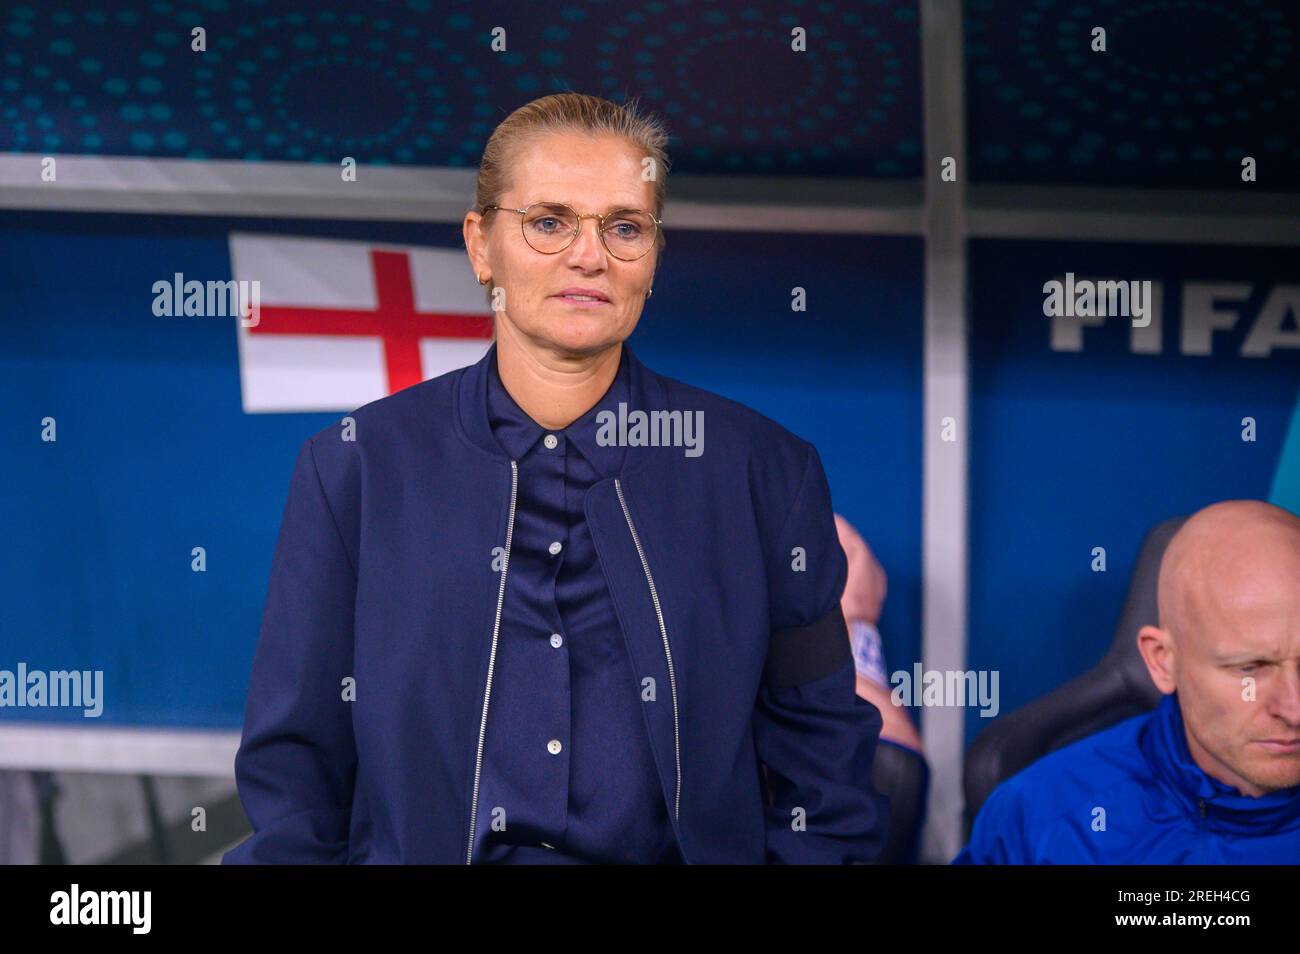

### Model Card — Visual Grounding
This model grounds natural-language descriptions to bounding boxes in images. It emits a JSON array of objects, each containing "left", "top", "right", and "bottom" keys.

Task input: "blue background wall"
[
  {"left": 967, "top": 238, "right": 1300, "bottom": 745},
  {"left": 0, "top": 211, "right": 923, "bottom": 727}
]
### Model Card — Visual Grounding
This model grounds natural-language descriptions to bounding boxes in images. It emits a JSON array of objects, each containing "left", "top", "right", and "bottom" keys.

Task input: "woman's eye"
[{"left": 1237, "top": 664, "right": 1259, "bottom": 674}]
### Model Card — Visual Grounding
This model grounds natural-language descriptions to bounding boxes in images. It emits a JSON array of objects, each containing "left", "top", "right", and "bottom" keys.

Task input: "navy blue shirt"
[{"left": 473, "top": 346, "right": 682, "bottom": 864}]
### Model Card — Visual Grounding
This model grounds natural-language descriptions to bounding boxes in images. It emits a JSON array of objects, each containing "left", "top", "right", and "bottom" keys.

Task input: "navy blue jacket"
[
  {"left": 954, "top": 691, "right": 1300, "bottom": 864},
  {"left": 224, "top": 343, "right": 889, "bottom": 864}
]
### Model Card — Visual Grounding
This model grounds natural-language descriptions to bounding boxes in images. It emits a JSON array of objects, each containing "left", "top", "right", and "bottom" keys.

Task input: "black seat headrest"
[{"left": 961, "top": 516, "right": 1186, "bottom": 836}]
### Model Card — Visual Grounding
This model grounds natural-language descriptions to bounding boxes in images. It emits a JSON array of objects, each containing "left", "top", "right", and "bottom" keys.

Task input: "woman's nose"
[{"left": 567, "top": 220, "right": 609, "bottom": 265}]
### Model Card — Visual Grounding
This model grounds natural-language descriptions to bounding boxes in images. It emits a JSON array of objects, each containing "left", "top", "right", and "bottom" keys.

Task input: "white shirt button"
[
  {"left": 543, "top": 434, "right": 558, "bottom": 449},
  {"left": 548, "top": 541, "right": 562, "bottom": 556},
  {"left": 550, "top": 633, "right": 563, "bottom": 648},
  {"left": 547, "top": 739, "right": 562, "bottom": 755}
]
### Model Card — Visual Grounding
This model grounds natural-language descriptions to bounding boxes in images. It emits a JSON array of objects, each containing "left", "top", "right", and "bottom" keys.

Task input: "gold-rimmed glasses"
[{"left": 480, "top": 201, "right": 662, "bottom": 261}]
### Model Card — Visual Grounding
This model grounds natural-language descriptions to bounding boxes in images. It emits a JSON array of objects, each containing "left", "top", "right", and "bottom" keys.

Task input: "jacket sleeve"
[
  {"left": 751, "top": 443, "right": 890, "bottom": 864},
  {"left": 223, "top": 436, "right": 358, "bottom": 864}
]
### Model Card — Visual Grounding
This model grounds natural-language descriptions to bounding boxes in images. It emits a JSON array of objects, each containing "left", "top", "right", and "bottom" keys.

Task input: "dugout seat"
[{"left": 960, "top": 516, "right": 1185, "bottom": 837}]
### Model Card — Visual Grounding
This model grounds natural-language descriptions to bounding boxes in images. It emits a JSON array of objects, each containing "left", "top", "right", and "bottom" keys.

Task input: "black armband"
[{"left": 763, "top": 606, "right": 851, "bottom": 688}]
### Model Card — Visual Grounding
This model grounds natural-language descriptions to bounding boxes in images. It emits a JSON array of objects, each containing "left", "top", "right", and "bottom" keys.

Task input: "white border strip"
[
  {"left": 3, "top": 154, "right": 1297, "bottom": 245},
  {"left": 0, "top": 153, "right": 924, "bottom": 233},
  {"left": 968, "top": 184, "right": 1300, "bottom": 247},
  {"left": 0, "top": 154, "right": 479, "bottom": 222},
  {"left": 0, "top": 725, "right": 239, "bottom": 778},
  {"left": 919, "top": 0, "right": 969, "bottom": 865}
]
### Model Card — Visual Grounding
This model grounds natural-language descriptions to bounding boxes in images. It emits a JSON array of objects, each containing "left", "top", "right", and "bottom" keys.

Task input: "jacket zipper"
[
  {"left": 613, "top": 478, "right": 681, "bottom": 821},
  {"left": 465, "top": 460, "right": 519, "bottom": 865}
]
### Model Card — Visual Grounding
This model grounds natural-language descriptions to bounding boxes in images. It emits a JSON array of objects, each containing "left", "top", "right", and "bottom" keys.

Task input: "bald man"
[{"left": 954, "top": 500, "right": 1300, "bottom": 863}]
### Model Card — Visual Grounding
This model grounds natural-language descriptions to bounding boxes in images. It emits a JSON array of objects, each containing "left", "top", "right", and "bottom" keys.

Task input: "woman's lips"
[{"left": 550, "top": 294, "right": 611, "bottom": 308}]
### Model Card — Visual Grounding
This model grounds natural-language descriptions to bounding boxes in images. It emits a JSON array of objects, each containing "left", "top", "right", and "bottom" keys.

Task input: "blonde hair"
[{"left": 472, "top": 92, "right": 670, "bottom": 305}]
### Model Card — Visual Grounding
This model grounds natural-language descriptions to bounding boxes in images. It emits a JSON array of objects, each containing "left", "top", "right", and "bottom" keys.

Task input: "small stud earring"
[{"left": 646, "top": 287, "right": 653, "bottom": 299}]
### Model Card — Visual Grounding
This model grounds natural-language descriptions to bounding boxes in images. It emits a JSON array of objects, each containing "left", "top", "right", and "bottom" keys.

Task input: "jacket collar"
[
  {"left": 455, "top": 340, "right": 666, "bottom": 477},
  {"left": 1141, "top": 691, "right": 1300, "bottom": 832}
]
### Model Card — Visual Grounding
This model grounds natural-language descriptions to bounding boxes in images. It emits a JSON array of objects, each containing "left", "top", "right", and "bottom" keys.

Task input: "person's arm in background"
[
  {"left": 834, "top": 514, "right": 924, "bottom": 753},
  {"left": 834, "top": 513, "right": 929, "bottom": 864},
  {"left": 751, "top": 445, "right": 890, "bottom": 864},
  {"left": 223, "top": 436, "right": 359, "bottom": 864}
]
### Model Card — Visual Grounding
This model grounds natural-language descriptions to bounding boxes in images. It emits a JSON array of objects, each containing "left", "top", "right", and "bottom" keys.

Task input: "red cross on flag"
[{"left": 230, "top": 233, "right": 494, "bottom": 413}]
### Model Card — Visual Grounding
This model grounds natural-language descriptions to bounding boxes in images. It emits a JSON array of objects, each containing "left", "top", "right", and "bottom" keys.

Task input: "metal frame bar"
[
  {"left": 0, "top": 725, "right": 239, "bottom": 778},
  {"left": 918, "top": 0, "right": 969, "bottom": 865},
  {"left": 2, "top": 154, "right": 1295, "bottom": 243}
]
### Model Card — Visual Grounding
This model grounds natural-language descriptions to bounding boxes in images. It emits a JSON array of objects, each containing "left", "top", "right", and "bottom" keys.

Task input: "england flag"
[{"left": 230, "top": 233, "right": 494, "bottom": 413}]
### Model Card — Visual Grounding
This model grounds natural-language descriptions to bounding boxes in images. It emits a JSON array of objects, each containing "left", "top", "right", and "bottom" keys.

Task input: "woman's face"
[{"left": 465, "top": 132, "right": 659, "bottom": 359}]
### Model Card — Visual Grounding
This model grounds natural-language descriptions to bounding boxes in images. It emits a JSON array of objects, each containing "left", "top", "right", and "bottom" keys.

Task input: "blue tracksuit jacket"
[
  {"left": 954, "top": 691, "right": 1300, "bottom": 863},
  {"left": 223, "top": 343, "right": 889, "bottom": 864}
]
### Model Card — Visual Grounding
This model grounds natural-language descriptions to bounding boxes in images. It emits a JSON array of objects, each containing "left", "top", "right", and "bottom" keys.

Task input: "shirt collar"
[
  {"left": 454, "top": 340, "right": 666, "bottom": 479},
  {"left": 1141, "top": 691, "right": 1300, "bottom": 831},
  {"left": 485, "top": 343, "right": 630, "bottom": 478}
]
